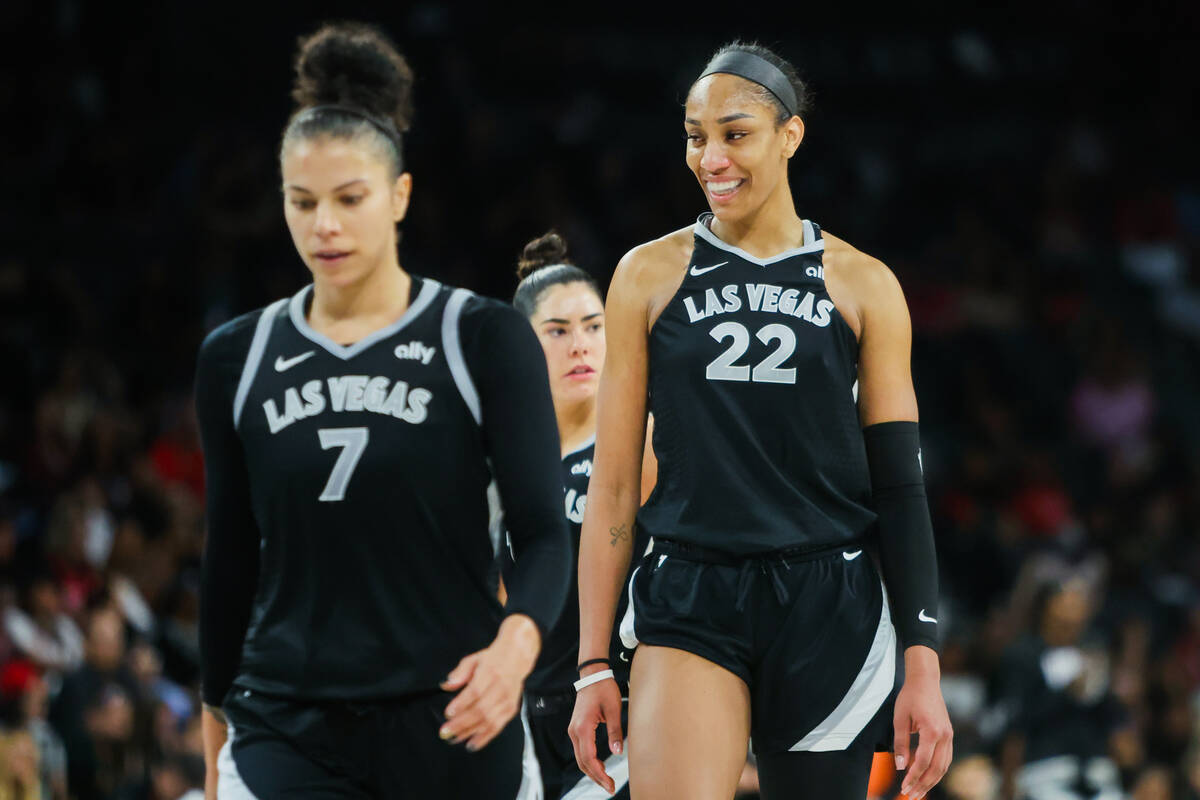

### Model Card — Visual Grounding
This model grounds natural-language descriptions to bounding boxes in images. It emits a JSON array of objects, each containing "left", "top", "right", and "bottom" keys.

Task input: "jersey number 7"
[{"left": 317, "top": 427, "right": 370, "bottom": 502}]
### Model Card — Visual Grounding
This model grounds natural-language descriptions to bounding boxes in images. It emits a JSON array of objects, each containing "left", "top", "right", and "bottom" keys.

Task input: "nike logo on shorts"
[
  {"left": 919, "top": 609, "right": 938, "bottom": 624},
  {"left": 843, "top": 550, "right": 863, "bottom": 561},
  {"left": 275, "top": 351, "right": 315, "bottom": 372},
  {"left": 689, "top": 261, "right": 728, "bottom": 276}
]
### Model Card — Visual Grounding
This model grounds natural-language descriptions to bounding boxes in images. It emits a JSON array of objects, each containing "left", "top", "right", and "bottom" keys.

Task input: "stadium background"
[{"left": 1, "top": 1, "right": 1198, "bottom": 797}]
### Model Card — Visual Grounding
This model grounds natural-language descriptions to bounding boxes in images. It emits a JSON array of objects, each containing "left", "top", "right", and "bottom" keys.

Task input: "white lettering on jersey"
[
  {"left": 263, "top": 375, "right": 433, "bottom": 433},
  {"left": 564, "top": 488, "right": 588, "bottom": 524},
  {"left": 394, "top": 341, "right": 437, "bottom": 364},
  {"left": 682, "top": 283, "right": 834, "bottom": 327},
  {"left": 570, "top": 459, "right": 593, "bottom": 477}
]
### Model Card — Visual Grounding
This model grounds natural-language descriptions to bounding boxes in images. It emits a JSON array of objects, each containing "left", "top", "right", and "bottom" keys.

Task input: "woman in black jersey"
[
  {"left": 509, "top": 232, "right": 656, "bottom": 800},
  {"left": 195, "top": 23, "right": 568, "bottom": 799},
  {"left": 570, "top": 43, "right": 953, "bottom": 799}
]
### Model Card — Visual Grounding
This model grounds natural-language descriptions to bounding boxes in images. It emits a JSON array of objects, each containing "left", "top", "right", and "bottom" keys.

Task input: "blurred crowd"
[{"left": 2, "top": 2, "right": 1198, "bottom": 798}]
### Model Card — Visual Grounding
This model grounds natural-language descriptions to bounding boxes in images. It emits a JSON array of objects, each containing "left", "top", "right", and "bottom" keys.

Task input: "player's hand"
[
  {"left": 894, "top": 646, "right": 953, "bottom": 799},
  {"left": 440, "top": 614, "right": 540, "bottom": 751},
  {"left": 568, "top": 669, "right": 623, "bottom": 794}
]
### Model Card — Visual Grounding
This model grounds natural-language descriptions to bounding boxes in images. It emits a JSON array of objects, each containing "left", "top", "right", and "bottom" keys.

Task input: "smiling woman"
[
  {"left": 569, "top": 41, "right": 953, "bottom": 800},
  {"left": 193, "top": 22, "right": 571, "bottom": 800}
]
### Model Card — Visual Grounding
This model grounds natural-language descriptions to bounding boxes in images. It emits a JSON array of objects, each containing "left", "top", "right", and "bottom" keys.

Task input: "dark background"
[{"left": 0, "top": 2, "right": 1198, "bottom": 798}]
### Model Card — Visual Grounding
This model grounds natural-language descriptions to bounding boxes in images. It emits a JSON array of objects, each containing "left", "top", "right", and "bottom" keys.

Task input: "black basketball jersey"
[
  {"left": 513, "top": 440, "right": 644, "bottom": 693},
  {"left": 637, "top": 215, "right": 876, "bottom": 555},
  {"left": 196, "top": 276, "right": 569, "bottom": 703}
]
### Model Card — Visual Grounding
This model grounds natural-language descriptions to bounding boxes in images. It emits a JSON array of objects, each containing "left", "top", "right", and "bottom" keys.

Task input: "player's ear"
[
  {"left": 782, "top": 116, "right": 805, "bottom": 159},
  {"left": 392, "top": 172, "right": 413, "bottom": 223}
]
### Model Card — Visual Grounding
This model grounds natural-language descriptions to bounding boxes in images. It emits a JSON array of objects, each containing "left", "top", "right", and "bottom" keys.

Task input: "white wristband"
[{"left": 573, "top": 669, "right": 615, "bottom": 692}]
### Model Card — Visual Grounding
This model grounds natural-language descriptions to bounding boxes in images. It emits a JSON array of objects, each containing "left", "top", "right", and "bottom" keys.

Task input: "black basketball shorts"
[
  {"left": 216, "top": 687, "right": 541, "bottom": 798},
  {"left": 618, "top": 538, "right": 897, "bottom": 756}
]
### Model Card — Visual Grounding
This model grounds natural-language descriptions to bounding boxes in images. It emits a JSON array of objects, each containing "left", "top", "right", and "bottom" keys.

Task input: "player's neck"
[
  {"left": 710, "top": 183, "right": 805, "bottom": 258},
  {"left": 309, "top": 258, "right": 411, "bottom": 341},
  {"left": 557, "top": 398, "right": 597, "bottom": 457}
]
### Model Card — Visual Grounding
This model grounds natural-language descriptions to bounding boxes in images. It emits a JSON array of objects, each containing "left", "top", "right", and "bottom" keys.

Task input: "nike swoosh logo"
[
  {"left": 919, "top": 609, "right": 938, "bottom": 624},
  {"left": 619, "top": 652, "right": 630, "bottom": 663},
  {"left": 274, "top": 351, "right": 315, "bottom": 372},
  {"left": 689, "top": 261, "right": 728, "bottom": 276},
  {"left": 843, "top": 550, "right": 863, "bottom": 561}
]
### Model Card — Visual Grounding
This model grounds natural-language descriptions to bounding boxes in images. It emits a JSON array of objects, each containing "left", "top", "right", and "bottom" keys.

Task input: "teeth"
[{"left": 707, "top": 179, "right": 741, "bottom": 194}]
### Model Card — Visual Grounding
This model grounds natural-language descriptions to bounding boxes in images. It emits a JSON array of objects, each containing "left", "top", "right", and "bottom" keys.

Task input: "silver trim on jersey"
[
  {"left": 693, "top": 213, "right": 824, "bottom": 265},
  {"left": 233, "top": 298, "right": 289, "bottom": 429},
  {"left": 286, "top": 278, "right": 441, "bottom": 361},
  {"left": 441, "top": 288, "right": 482, "bottom": 425},
  {"left": 788, "top": 581, "right": 896, "bottom": 752},
  {"left": 563, "top": 435, "right": 597, "bottom": 460}
]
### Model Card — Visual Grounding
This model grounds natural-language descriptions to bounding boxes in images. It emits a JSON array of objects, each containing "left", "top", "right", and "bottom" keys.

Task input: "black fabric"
[
  {"left": 627, "top": 541, "right": 895, "bottom": 755},
  {"left": 461, "top": 295, "right": 571, "bottom": 640},
  {"left": 637, "top": 216, "right": 876, "bottom": 556},
  {"left": 862, "top": 421, "right": 940, "bottom": 652},
  {"left": 196, "top": 276, "right": 569, "bottom": 706},
  {"left": 756, "top": 744, "right": 875, "bottom": 800},
  {"left": 526, "top": 697, "right": 630, "bottom": 800},
  {"left": 195, "top": 311, "right": 264, "bottom": 707},
  {"left": 503, "top": 442, "right": 644, "bottom": 693},
  {"left": 225, "top": 688, "right": 527, "bottom": 799}
]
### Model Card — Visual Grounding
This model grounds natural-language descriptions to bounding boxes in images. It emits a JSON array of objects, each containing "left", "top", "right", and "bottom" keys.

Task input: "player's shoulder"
[
  {"left": 437, "top": 283, "right": 536, "bottom": 354},
  {"left": 615, "top": 225, "right": 694, "bottom": 286},
  {"left": 198, "top": 301, "right": 283, "bottom": 364},
  {"left": 452, "top": 286, "right": 526, "bottom": 331},
  {"left": 820, "top": 230, "right": 903, "bottom": 300}
]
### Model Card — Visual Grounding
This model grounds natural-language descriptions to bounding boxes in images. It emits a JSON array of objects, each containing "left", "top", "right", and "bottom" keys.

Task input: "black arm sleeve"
[
  {"left": 863, "top": 421, "right": 940, "bottom": 652},
  {"left": 461, "top": 298, "right": 570, "bottom": 639},
  {"left": 195, "top": 316, "right": 263, "bottom": 707}
]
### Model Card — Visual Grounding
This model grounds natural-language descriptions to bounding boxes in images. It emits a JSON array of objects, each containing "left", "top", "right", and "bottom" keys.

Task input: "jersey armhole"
[{"left": 232, "top": 297, "right": 288, "bottom": 428}]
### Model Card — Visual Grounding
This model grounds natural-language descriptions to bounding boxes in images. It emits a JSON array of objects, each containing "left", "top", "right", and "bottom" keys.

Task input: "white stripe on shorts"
[
  {"left": 560, "top": 744, "right": 630, "bottom": 800},
  {"left": 789, "top": 581, "right": 897, "bottom": 752},
  {"left": 618, "top": 566, "right": 641, "bottom": 650},
  {"left": 216, "top": 722, "right": 260, "bottom": 799},
  {"left": 516, "top": 704, "right": 544, "bottom": 800}
]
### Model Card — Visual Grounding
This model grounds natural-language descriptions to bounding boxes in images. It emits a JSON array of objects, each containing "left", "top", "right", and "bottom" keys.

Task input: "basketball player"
[
  {"left": 195, "top": 23, "right": 568, "bottom": 798},
  {"left": 509, "top": 232, "right": 656, "bottom": 799},
  {"left": 569, "top": 43, "right": 953, "bottom": 799}
]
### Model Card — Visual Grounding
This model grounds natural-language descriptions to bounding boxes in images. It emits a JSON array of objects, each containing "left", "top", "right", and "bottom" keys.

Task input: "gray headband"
[
  {"left": 698, "top": 51, "right": 799, "bottom": 119},
  {"left": 296, "top": 104, "right": 404, "bottom": 154}
]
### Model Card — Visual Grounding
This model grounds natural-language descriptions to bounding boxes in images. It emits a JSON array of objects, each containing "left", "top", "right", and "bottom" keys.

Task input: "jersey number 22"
[{"left": 706, "top": 322, "right": 797, "bottom": 384}]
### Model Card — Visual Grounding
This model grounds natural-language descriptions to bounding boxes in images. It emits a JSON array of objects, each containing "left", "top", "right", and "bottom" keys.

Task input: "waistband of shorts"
[{"left": 652, "top": 537, "right": 866, "bottom": 566}]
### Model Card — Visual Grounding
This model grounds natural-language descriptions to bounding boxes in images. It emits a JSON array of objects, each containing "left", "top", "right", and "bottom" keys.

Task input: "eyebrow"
[
  {"left": 684, "top": 113, "right": 755, "bottom": 126},
  {"left": 541, "top": 313, "right": 604, "bottom": 325},
  {"left": 284, "top": 179, "right": 367, "bottom": 193}
]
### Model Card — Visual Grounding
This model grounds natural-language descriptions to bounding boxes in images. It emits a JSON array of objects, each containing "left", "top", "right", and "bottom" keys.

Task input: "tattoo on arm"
[{"left": 609, "top": 523, "right": 632, "bottom": 547}]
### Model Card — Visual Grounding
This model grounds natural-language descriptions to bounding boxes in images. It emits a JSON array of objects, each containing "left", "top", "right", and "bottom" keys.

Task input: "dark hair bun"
[
  {"left": 293, "top": 22, "right": 414, "bottom": 132},
  {"left": 516, "top": 231, "right": 571, "bottom": 279}
]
